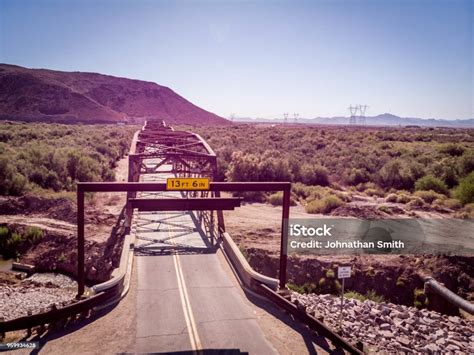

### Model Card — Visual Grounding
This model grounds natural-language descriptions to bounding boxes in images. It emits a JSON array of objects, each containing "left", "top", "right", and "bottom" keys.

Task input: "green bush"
[
  {"left": 267, "top": 192, "right": 296, "bottom": 206},
  {"left": 0, "top": 123, "right": 136, "bottom": 197},
  {"left": 407, "top": 196, "right": 424, "bottom": 208},
  {"left": 414, "top": 190, "right": 445, "bottom": 204},
  {"left": 345, "top": 168, "right": 370, "bottom": 186},
  {"left": 415, "top": 175, "right": 448, "bottom": 195},
  {"left": 396, "top": 193, "right": 412, "bottom": 204},
  {"left": 378, "top": 159, "right": 421, "bottom": 190},
  {"left": 344, "top": 290, "right": 385, "bottom": 303},
  {"left": 458, "top": 150, "right": 474, "bottom": 176},
  {"left": 25, "top": 227, "right": 44, "bottom": 243},
  {"left": 443, "top": 198, "right": 462, "bottom": 210},
  {"left": 461, "top": 203, "right": 474, "bottom": 218},
  {"left": 0, "top": 157, "right": 28, "bottom": 195},
  {"left": 454, "top": 172, "right": 474, "bottom": 205},
  {"left": 431, "top": 160, "right": 458, "bottom": 187},
  {"left": 365, "top": 188, "right": 384, "bottom": 197},
  {"left": 305, "top": 195, "right": 343, "bottom": 214},
  {"left": 325, "top": 269, "right": 335, "bottom": 278},
  {"left": 268, "top": 192, "right": 284, "bottom": 206},
  {"left": 438, "top": 144, "right": 465, "bottom": 156},
  {"left": 300, "top": 164, "right": 329, "bottom": 186},
  {"left": 385, "top": 193, "right": 398, "bottom": 202}
]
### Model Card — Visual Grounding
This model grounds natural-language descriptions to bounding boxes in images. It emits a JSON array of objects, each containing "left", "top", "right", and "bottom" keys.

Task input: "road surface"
[{"left": 133, "top": 164, "right": 277, "bottom": 353}]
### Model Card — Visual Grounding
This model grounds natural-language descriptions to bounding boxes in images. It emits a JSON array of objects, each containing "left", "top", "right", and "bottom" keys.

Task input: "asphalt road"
[{"left": 134, "top": 164, "right": 277, "bottom": 354}]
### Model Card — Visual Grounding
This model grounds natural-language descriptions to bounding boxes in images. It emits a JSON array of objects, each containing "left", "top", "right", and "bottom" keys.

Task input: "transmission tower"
[
  {"left": 283, "top": 113, "right": 289, "bottom": 125},
  {"left": 358, "top": 105, "right": 368, "bottom": 125},
  {"left": 348, "top": 105, "right": 358, "bottom": 125},
  {"left": 230, "top": 113, "right": 235, "bottom": 123},
  {"left": 293, "top": 113, "right": 299, "bottom": 124}
]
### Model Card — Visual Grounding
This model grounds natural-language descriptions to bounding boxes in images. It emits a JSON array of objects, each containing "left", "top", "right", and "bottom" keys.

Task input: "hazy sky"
[{"left": 0, "top": 0, "right": 472, "bottom": 119}]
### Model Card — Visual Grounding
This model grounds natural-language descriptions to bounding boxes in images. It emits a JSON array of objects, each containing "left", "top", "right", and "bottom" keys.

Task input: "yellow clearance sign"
[{"left": 166, "top": 178, "right": 210, "bottom": 191}]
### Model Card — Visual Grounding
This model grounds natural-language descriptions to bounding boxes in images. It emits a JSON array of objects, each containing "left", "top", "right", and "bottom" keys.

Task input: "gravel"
[
  {"left": 0, "top": 273, "right": 77, "bottom": 321},
  {"left": 292, "top": 292, "right": 474, "bottom": 353}
]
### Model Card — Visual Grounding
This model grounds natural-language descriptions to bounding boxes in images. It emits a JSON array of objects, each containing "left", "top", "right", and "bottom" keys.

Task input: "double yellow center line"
[{"left": 166, "top": 211, "right": 202, "bottom": 353}]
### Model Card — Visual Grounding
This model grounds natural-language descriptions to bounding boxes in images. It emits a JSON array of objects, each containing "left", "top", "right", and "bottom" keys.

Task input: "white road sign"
[{"left": 338, "top": 266, "right": 351, "bottom": 279}]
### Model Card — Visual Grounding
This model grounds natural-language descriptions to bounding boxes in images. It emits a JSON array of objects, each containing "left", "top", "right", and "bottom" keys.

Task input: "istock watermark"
[{"left": 287, "top": 218, "right": 474, "bottom": 255}]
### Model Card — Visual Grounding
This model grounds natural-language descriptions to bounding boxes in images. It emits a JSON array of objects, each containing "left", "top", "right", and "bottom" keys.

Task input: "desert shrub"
[
  {"left": 344, "top": 290, "right": 385, "bottom": 303},
  {"left": 438, "top": 144, "right": 465, "bottom": 156},
  {"left": 287, "top": 282, "right": 318, "bottom": 294},
  {"left": 300, "top": 164, "right": 329, "bottom": 186},
  {"left": 0, "top": 157, "right": 28, "bottom": 195},
  {"left": 461, "top": 203, "right": 474, "bottom": 218},
  {"left": 292, "top": 183, "right": 313, "bottom": 199},
  {"left": 267, "top": 192, "right": 297, "bottom": 206},
  {"left": 364, "top": 188, "right": 384, "bottom": 197},
  {"left": 454, "top": 172, "right": 474, "bottom": 205},
  {"left": 396, "top": 193, "right": 412, "bottom": 204},
  {"left": 415, "top": 175, "right": 448, "bottom": 195},
  {"left": 378, "top": 159, "right": 420, "bottom": 190},
  {"left": 385, "top": 193, "right": 398, "bottom": 202},
  {"left": 414, "top": 190, "right": 445, "bottom": 204},
  {"left": 443, "top": 198, "right": 462, "bottom": 210},
  {"left": 25, "top": 226, "right": 44, "bottom": 243},
  {"left": 407, "top": 196, "right": 424, "bottom": 208},
  {"left": 458, "top": 150, "right": 474, "bottom": 176},
  {"left": 0, "top": 226, "right": 9, "bottom": 248},
  {"left": 226, "top": 151, "right": 292, "bottom": 182},
  {"left": 305, "top": 195, "right": 343, "bottom": 214},
  {"left": 345, "top": 168, "right": 369, "bottom": 185},
  {"left": 377, "top": 205, "right": 393, "bottom": 214},
  {"left": 0, "top": 123, "right": 136, "bottom": 196},
  {"left": 431, "top": 160, "right": 458, "bottom": 187},
  {"left": 325, "top": 269, "right": 335, "bottom": 278}
]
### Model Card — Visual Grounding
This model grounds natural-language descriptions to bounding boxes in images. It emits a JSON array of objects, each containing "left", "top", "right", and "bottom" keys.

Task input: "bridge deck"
[{"left": 134, "top": 165, "right": 276, "bottom": 353}]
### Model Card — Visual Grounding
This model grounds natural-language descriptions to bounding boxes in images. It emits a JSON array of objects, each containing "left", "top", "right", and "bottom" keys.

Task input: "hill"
[{"left": 0, "top": 64, "right": 229, "bottom": 125}]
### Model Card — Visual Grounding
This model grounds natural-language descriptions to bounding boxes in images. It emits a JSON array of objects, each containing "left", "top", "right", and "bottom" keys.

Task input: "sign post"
[{"left": 337, "top": 266, "right": 351, "bottom": 329}]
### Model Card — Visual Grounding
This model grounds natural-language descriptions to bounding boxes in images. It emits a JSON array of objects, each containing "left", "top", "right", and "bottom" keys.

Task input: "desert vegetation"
[
  {"left": 0, "top": 122, "right": 136, "bottom": 197},
  {"left": 183, "top": 124, "right": 474, "bottom": 215},
  {"left": 0, "top": 225, "right": 44, "bottom": 258}
]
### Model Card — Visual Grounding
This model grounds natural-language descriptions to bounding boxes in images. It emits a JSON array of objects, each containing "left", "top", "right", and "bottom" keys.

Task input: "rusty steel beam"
[
  {"left": 131, "top": 151, "right": 215, "bottom": 159},
  {"left": 129, "top": 197, "right": 243, "bottom": 211},
  {"left": 280, "top": 189, "right": 290, "bottom": 288},
  {"left": 77, "top": 189, "right": 85, "bottom": 298},
  {"left": 78, "top": 181, "right": 291, "bottom": 192}
]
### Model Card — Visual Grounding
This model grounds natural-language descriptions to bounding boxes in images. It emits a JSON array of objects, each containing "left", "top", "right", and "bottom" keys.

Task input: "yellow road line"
[{"left": 166, "top": 210, "right": 202, "bottom": 353}]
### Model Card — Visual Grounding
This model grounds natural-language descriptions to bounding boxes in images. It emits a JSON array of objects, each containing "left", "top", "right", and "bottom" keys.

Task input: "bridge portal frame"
[{"left": 77, "top": 181, "right": 291, "bottom": 298}]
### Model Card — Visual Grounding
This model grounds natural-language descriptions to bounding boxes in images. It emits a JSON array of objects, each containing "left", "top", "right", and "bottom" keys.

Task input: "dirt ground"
[{"left": 223, "top": 201, "right": 474, "bottom": 315}]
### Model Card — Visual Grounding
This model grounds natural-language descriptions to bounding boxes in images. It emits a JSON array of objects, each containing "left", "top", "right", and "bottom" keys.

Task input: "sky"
[{"left": 0, "top": 0, "right": 472, "bottom": 120}]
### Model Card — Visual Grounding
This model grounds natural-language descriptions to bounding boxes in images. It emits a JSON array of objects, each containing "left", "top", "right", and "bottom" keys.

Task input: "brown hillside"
[{"left": 0, "top": 64, "right": 229, "bottom": 125}]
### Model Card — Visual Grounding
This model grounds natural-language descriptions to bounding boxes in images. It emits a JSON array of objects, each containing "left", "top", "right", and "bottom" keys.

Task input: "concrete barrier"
[
  {"left": 91, "top": 227, "right": 136, "bottom": 310},
  {"left": 221, "top": 232, "right": 278, "bottom": 291}
]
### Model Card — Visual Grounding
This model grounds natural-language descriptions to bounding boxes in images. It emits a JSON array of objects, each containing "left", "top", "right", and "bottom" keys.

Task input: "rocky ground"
[
  {"left": 0, "top": 272, "right": 77, "bottom": 321},
  {"left": 293, "top": 292, "right": 473, "bottom": 353}
]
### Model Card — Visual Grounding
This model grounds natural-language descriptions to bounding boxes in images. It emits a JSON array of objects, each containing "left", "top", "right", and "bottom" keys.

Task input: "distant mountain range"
[
  {"left": 0, "top": 64, "right": 229, "bottom": 125},
  {"left": 235, "top": 114, "right": 474, "bottom": 128}
]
